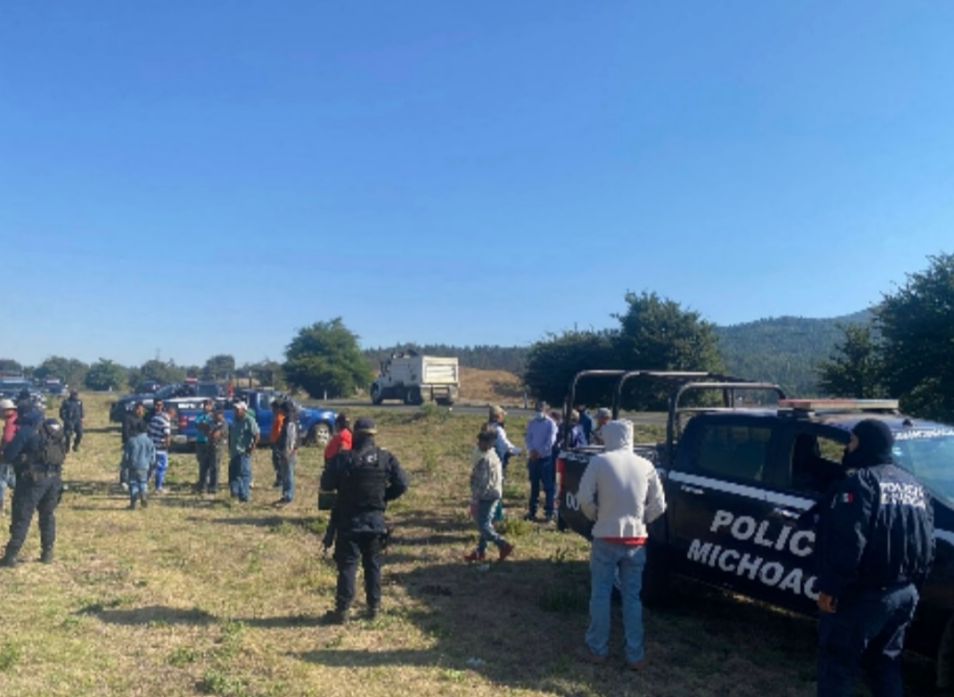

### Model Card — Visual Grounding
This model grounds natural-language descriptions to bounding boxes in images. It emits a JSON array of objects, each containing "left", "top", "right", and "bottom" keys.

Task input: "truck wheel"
[
  {"left": 371, "top": 385, "right": 383, "bottom": 405},
  {"left": 641, "top": 544, "right": 672, "bottom": 607},
  {"left": 404, "top": 387, "right": 422, "bottom": 406},
  {"left": 308, "top": 423, "right": 332, "bottom": 448}
]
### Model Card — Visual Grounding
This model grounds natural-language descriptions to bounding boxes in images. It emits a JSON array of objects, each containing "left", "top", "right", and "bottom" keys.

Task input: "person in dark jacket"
[
  {"left": 121, "top": 401, "right": 146, "bottom": 446},
  {"left": 1, "top": 410, "right": 67, "bottom": 567},
  {"left": 319, "top": 417, "right": 408, "bottom": 623},
  {"left": 59, "top": 389, "right": 84, "bottom": 452},
  {"left": 815, "top": 419, "right": 935, "bottom": 697}
]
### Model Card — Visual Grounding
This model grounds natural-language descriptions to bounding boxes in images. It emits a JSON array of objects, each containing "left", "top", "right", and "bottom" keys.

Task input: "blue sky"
[{"left": 2, "top": 2, "right": 953, "bottom": 367}]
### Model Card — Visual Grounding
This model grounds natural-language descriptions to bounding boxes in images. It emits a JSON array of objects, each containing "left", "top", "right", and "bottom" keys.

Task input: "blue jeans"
[
  {"left": 586, "top": 539, "right": 646, "bottom": 663},
  {"left": 0, "top": 463, "right": 14, "bottom": 510},
  {"left": 128, "top": 469, "right": 148, "bottom": 504},
  {"left": 527, "top": 455, "right": 555, "bottom": 518},
  {"left": 153, "top": 451, "right": 169, "bottom": 489},
  {"left": 475, "top": 497, "right": 506, "bottom": 556},
  {"left": 229, "top": 453, "right": 251, "bottom": 502},
  {"left": 817, "top": 584, "right": 918, "bottom": 697},
  {"left": 280, "top": 454, "right": 296, "bottom": 502}
]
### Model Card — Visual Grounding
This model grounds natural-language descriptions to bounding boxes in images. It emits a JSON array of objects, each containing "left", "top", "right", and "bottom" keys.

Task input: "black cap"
[
  {"left": 16, "top": 389, "right": 31, "bottom": 403},
  {"left": 354, "top": 417, "right": 377, "bottom": 434}
]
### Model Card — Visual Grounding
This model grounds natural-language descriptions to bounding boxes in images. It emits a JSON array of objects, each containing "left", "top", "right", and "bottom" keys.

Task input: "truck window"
[
  {"left": 785, "top": 431, "right": 847, "bottom": 494},
  {"left": 695, "top": 424, "right": 772, "bottom": 483}
]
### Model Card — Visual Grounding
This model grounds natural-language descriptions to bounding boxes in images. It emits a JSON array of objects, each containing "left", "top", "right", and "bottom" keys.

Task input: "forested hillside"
[
  {"left": 363, "top": 311, "right": 874, "bottom": 397},
  {"left": 716, "top": 310, "right": 872, "bottom": 395}
]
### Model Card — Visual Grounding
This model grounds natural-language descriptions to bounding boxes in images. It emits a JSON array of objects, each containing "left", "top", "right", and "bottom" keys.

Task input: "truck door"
[
  {"left": 667, "top": 416, "right": 802, "bottom": 603},
  {"left": 756, "top": 423, "right": 851, "bottom": 613}
]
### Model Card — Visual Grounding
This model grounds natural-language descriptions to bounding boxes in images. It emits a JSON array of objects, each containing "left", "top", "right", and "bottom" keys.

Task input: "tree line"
[{"left": 2, "top": 253, "right": 951, "bottom": 419}]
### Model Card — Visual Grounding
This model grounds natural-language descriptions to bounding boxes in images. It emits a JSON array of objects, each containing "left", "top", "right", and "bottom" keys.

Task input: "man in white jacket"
[{"left": 577, "top": 419, "right": 667, "bottom": 669}]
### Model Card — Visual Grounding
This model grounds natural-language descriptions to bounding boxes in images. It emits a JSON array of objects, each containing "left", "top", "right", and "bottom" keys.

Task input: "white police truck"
[{"left": 557, "top": 370, "right": 954, "bottom": 691}]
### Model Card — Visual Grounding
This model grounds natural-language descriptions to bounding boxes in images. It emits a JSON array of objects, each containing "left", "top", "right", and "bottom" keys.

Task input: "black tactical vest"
[{"left": 336, "top": 447, "right": 389, "bottom": 516}]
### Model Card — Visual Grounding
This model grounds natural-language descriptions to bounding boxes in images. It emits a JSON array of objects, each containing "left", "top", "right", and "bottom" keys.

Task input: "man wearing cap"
[
  {"left": 815, "top": 419, "right": 935, "bottom": 696},
  {"left": 320, "top": 417, "right": 408, "bottom": 622},
  {"left": 0, "top": 399, "right": 18, "bottom": 515},
  {"left": 1, "top": 404, "right": 67, "bottom": 567},
  {"left": 590, "top": 408, "right": 613, "bottom": 447},
  {"left": 59, "top": 389, "right": 84, "bottom": 452},
  {"left": 193, "top": 399, "right": 215, "bottom": 494},
  {"left": 524, "top": 400, "right": 558, "bottom": 522},
  {"left": 228, "top": 401, "right": 260, "bottom": 502}
]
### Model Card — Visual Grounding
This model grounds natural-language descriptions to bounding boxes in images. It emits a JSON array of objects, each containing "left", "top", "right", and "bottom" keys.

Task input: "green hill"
[{"left": 715, "top": 310, "right": 873, "bottom": 396}]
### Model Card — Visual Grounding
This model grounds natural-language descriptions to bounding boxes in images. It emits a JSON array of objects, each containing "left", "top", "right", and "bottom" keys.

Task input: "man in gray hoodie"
[{"left": 577, "top": 419, "right": 667, "bottom": 670}]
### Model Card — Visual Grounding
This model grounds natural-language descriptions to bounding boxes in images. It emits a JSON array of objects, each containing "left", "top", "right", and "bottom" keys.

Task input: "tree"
[
  {"left": 33, "top": 356, "right": 90, "bottom": 389},
  {"left": 817, "top": 324, "right": 884, "bottom": 398},
  {"left": 876, "top": 253, "right": 954, "bottom": 421},
  {"left": 614, "top": 292, "right": 724, "bottom": 372},
  {"left": 202, "top": 354, "right": 236, "bottom": 381},
  {"left": 0, "top": 358, "right": 22, "bottom": 374},
  {"left": 138, "top": 359, "right": 187, "bottom": 385},
  {"left": 524, "top": 331, "right": 619, "bottom": 406},
  {"left": 284, "top": 318, "right": 373, "bottom": 398},
  {"left": 85, "top": 359, "right": 128, "bottom": 391}
]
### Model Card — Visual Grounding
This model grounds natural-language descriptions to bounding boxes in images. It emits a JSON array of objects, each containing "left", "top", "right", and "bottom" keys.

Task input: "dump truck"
[{"left": 370, "top": 352, "right": 459, "bottom": 406}]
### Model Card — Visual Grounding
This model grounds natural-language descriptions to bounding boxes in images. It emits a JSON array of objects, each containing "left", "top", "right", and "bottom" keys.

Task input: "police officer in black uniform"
[
  {"left": 1, "top": 398, "right": 67, "bottom": 567},
  {"left": 815, "top": 419, "right": 935, "bottom": 696},
  {"left": 59, "top": 389, "right": 84, "bottom": 452},
  {"left": 320, "top": 417, "right": 408, "bottom": 622}
]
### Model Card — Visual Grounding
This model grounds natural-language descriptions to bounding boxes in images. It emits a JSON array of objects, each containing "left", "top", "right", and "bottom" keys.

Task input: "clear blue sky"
[{"left": 2, "top": 2, "right": 953, "bottom": 367}]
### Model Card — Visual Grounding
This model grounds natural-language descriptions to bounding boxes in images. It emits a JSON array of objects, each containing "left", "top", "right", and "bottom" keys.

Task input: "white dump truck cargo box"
[{"left": 370, "top": 353, "right": 460, "bottom": 405}]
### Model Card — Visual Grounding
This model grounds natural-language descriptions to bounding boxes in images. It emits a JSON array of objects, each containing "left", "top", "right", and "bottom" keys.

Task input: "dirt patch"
[{"left": 460, "top": 367, "right": 524, "bottom": 405}]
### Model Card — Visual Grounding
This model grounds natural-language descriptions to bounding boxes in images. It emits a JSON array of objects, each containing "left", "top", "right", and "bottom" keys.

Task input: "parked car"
[
  {"left": 557, "top": 369, "right": 954, "bottom": 689},
  {"left": 109, "top": 381, "right": 225, "bottom": 422},
  {"left": 135, "top": 380, "right": 162, "bottom": 394},
  {"left": 173, "top": 389, "right": 336, "bottom": 450}
]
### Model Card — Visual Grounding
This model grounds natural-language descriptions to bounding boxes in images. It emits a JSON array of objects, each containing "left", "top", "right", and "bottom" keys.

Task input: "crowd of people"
[{"left": 0, "top": 389, "right": 940, "bottom": 695}]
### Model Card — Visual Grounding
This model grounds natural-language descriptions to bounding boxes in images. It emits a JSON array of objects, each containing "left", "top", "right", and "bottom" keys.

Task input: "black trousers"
[
  {"left": 334, "top": 531, "right": 383, "bottom": 611},
  {"left": 63, "top": 421, "right": 83, "bottom": 450},
  {"left": 5, "top": 473, "right": 61, "bottom": 559},
  {"left": 196, "top": 443, "right": 222, "bottom": 491}
]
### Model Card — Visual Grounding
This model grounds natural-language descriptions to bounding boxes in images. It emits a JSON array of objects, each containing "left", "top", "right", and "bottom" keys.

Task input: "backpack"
[{"left": 35, "top": 419, "right": 68, "bottom": 470}]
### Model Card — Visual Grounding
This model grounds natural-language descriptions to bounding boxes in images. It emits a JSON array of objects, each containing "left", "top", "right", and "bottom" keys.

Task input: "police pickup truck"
[{"left": 557, "top": 370, "right": 954, "bottom": 689}]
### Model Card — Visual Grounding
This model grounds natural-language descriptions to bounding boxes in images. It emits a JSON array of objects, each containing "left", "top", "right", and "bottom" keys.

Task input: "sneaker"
[
  {"left": 576, "top": 647, "right": 607, "bottom": 665},
  {"left": 121, "top": 482, "right": 129, "bottom": 492},
  {"left": 498, "top": 542, "right": 514, "bottom": 562},
  {"left": 128, "top": 501, "right": 137, "bottom": 510},
  {"left": 463, "top": 550, "right": 486, "bottom": 563},
  {"left": 155, "top": 487, "right": 166, "bottom": 495}
]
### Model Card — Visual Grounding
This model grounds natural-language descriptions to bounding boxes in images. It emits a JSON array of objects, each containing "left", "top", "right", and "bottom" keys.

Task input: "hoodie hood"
[{"left": 602, "top": 420, "right": 634, "bottom": 452}]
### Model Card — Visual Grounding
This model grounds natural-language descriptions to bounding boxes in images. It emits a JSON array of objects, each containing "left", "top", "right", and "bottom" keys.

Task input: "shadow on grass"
[
  {"left": 291, "top": 558, "right": 870, "bottom": 697},
  {"left": 80, "top": 603, "right": 327, "bottom": 628}
]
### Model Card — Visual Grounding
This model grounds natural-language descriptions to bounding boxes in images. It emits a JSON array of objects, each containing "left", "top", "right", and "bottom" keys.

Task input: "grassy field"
[{"left": 0, "top": 394, "right": 935, "bottom": 696}]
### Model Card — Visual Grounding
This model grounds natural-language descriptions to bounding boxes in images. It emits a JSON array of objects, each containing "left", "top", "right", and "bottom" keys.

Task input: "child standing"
[
  {"left": 122, "top": 421, "right": 156, "bottom": 509},
  {"left": 465, "top": 428, "right": 514, "bottom": 562}
]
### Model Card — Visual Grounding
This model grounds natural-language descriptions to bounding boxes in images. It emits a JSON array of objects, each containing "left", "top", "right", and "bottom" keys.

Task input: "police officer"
[
  {"left": 320, "top": 417, "right": 408, "bottom": 623},
  {"left": 0, "top": 401, "right": 67, "bottom": 567},
  {"left": 59, "top": 389, "right": 84, "bottom": 452},
  {"left": 815, "top": 419, "right": 935, "bottom": 696}
]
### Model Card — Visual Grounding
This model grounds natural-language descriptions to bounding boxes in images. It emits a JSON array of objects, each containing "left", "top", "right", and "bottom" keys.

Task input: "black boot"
[
  {"left": 40, "top": 548, "right": 54, "bottom": 564},
  {"left": 0, "top": 552, "right": 18, "bottom": 568}
]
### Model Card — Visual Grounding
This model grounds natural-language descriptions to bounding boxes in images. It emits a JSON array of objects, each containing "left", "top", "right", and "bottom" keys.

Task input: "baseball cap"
[
  {"left": 0, "top": 399, "right": 15, "bottom": 411},
  {"left": 354, "top": 417, "right": 377, "bottom": 434}
]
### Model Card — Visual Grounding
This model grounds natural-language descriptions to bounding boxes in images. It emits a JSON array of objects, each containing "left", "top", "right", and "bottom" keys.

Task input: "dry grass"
[
  {"left": 459, "top": 368, "right": 524, "bottom": 406},
  {"left": 0, "top": 394, "right": 935, "bottom": 696}
]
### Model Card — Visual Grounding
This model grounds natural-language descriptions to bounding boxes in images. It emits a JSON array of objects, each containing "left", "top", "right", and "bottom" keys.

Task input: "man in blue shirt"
[{"left": 524, "top": 400, "right": 558, "bottom": 522}]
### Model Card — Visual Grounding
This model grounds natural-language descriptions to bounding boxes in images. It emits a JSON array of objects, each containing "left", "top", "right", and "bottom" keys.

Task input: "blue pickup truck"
[{"left": 172, "top": 389, "right": 336, "bottom": 450}]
